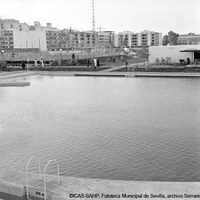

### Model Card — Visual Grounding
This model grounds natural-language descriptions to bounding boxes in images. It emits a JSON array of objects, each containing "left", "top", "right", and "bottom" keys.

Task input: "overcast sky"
[{"left": 0, "top": 0, "right": 199, "bottom": 35}]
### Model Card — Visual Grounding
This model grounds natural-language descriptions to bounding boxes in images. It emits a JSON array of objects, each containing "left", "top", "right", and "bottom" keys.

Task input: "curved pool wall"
[
  {"left": 1, "top": 169, "right": 200, "bottom": 200},
  {"left": 1, "top": 72, "right": 200, "bottom": 184}
]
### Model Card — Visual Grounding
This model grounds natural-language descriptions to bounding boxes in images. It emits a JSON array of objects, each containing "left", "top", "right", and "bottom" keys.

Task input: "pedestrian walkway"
[
  {"left": 0, "top": 71, "right": 35, "bottom": 80},
  {"left": 1, "top": 69, "right": 200, "bottom": 82},
  {"left": 99, "top": 62, "right": 144, "bottom": 72}
]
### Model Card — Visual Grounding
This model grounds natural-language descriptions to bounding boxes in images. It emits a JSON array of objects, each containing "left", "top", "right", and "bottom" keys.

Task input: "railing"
[
  {"left": 25, "top": 156, "right": 42, "bottom": 200},
  {"left": 25, "top": 157, "right": 60, "bottom": 200},
  {"left": 43, "top": 159, "right": 60, "bottom": 200}
]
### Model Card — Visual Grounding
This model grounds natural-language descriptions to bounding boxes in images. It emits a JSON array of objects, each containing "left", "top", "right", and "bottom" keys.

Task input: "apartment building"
[
  {"left": 114, "top": 30, "right": 162, "bottom": 47},
  {"left": 46, "top": 30, "right": 97, "bottom": 51},
  {"left": 0, "top": 30, "right": 14, "bottom": 49},
  {"left": 0, "top": 19, "right": 29, "bottom": 31},
  {"left": 46, "top": 30, "right": 69, "bottom": 51},
  {"left": 70, "top": 31, "right": 94, "bottom": 49},
  {"left": 178, "top": 33, "right": 200, "bottom": 45},
  {"left": 97, "top": 31, "right": 114, "bottom": 48}
]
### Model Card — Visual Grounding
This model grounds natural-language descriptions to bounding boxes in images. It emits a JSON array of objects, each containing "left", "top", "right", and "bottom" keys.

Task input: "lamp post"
[{"left": 59, "top": 49, "right": 62, "bottom": 66}]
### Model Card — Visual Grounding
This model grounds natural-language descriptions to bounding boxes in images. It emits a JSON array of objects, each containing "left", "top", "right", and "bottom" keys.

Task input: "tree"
[
  {"left": 162, "top": 31, "right": 179, "bottom": 45},
  {"left": 168, "top": 31, "right": 179, "bottom": 45},
  {"left": 138, "top": 47, "right": 149, "bottom": 59},
  {"left": 162, "top": 35, "right": 169, "bottom": 46}
]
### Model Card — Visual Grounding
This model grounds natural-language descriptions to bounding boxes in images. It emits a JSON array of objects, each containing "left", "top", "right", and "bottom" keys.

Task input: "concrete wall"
[
  {"left": 149, "top": 44, "right": 200, "bottom": 63},
  {"left": 13, "top": 30, "right": 47, "bottom": 51},
  {"left": 0, "top": 182, "right": 26, "bottom": 200}
]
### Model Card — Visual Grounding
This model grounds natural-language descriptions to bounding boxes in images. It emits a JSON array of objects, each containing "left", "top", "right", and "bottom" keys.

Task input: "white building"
[
  {"left": 13, "top": 30, "right": 47, "bottom": 50},
  {"left": 149, "top": 44, "right": 200, "bottom": 64},
  {"left": 113, "top": 30, "right": 162, "bottom": 47}
]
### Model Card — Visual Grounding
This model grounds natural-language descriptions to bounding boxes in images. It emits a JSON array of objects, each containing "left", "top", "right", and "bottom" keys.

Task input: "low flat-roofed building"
[{"left": 149, "top": 44, "right": 200, "bottom": 64}]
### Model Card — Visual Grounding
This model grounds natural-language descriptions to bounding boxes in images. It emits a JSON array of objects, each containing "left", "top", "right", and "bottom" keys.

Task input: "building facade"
[
  {"left": 0, "top": 19, "right": 29, "bottom": 31},
  {"left": 97, "top": 31, "right": 114, "bottom": 48},
  {"left": 178, "top": 33, "right": 200, "bottom": 45},
  {"left": 46, "top": 30, "right": 97, "bottom": 51},
  {"left": 149, "top": 44, "right": 200, "bottom": 64},
  {"left": 114, "top": 30, "right": 162, "bottom": 47},
  {"left": 0, "top": 30, "right": 14, "bottom": 49},
  {"left": 0, "top": 18, "right": 163, "bottom": 52},
  {"left": 13, "top": 30, "right": 47, "bottom": 50}
]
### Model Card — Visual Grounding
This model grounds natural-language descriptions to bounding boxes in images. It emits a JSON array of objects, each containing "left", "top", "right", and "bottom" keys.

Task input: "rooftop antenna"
[{"left": 92, "top": 0, "right": 95, "bottom": 32}]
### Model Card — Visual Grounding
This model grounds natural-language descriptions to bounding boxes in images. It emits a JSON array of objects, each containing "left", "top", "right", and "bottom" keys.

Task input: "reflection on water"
[{"left": 1, "top": 76, "right": 200, "bottom": 181}]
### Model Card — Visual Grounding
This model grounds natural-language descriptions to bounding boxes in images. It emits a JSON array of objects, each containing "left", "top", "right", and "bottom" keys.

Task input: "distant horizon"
[{"left": 0, "top": 0, "right": 199, "bottom": 36}]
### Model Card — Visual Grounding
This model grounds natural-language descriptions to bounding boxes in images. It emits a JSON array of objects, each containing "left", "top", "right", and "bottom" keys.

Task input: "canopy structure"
[
  {"left": 180, "top": 48, "right": 200, "bottom": 53},
  {"left": 180, "top": 48, "right": 200, "bottom": 63}
]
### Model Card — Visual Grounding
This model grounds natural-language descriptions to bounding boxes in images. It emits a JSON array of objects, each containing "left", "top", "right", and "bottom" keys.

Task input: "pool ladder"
[{"left": 25, "top": 156, "right": 60, "bottom": 200}]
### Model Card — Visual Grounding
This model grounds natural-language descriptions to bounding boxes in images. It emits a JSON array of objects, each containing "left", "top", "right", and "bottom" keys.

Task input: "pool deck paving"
[
  {"left": 1, "top": 168, "right": 200, "bottom": 200},
  {"left": 1, "top": 70, "right": 200, "bottom": 84}
]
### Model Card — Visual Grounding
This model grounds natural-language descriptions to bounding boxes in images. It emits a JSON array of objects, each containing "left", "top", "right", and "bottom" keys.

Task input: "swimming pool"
[{"left": 1, "top": 75, "right": 200, "bottom": 181}]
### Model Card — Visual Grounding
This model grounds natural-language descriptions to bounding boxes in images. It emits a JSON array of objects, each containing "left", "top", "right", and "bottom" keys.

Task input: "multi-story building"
[
  {"left": 114, "top": 31, "right": 134, "bottom": 47},
  {"left": 46, "top": 29, "right": 98, "bottom": 51},
  {"left": 19, "top": 23, "right": 29, "bottom": 31},
  {"left": 114, "top": 30, "right": 162, "bottom": 47},
  {"left": 0, "top": 18, "right": 29, "bottom": 31},
  {"left": 0, "top": 30, "right": 14, "bottom": 49},
  {"left": 178, "top": 33, "right": 200, "bottom": 45},
  {"left": 0, "top": 19, "right": 20, "bottom": 31},
  {"left": 68, "top": 30, "right": 97, "bottom": 49},
  {"left": 46, "top": 29, "right": 69, "bottom": 51},
  {"left": 97, "top": 31, "right": 114, "bottom": 48},
  {"left": 0, "top": 18, "right": 112, "bottom": 52}
]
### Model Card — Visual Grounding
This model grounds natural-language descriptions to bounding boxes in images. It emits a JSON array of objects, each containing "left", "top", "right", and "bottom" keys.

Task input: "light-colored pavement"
[
  {"left": 0, "top": 71, "right": 35, "bottom": 80},
  {"left": 100, "top": 62, "right": 145, "bottom": 72},
  {"left": 1, "top": 168, "right": 200, "bottom": 200},
  {"left": 1, "top": 68, "right": 200, "bottom": 86}
]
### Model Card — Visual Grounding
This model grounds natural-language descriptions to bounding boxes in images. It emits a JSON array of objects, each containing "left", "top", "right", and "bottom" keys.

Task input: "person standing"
[
  {"left": 97, "top": 59, "right": 100, "bottom": 67},
  {"left": 125, "top": 60, "right": 128, "bottom": 72},
  {"left": 40, "top": 58, "right": 44, "bottom": 68},
  {"left": 21, "top": 60, "right": 26, "bottom": 70},
  {"left": 87, "top": 59, "right": 90, "bottom": 67},
  {"left": 26, "top": 58, "right": 29, "bottom": 70},
  {"left": 34, "top": 59, "right": 38, "bottom": 67},
  {"left": 93, "top": 58, "right": 97, "bottom": 70}
]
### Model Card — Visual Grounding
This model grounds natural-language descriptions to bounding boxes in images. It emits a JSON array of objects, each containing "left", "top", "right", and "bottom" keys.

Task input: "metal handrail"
[
  {"left": 25, "top": 156, "right": 42, "bottom": 199},
  {"left": 43, "top": 159, "right": 60, "bottom": 200}
]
